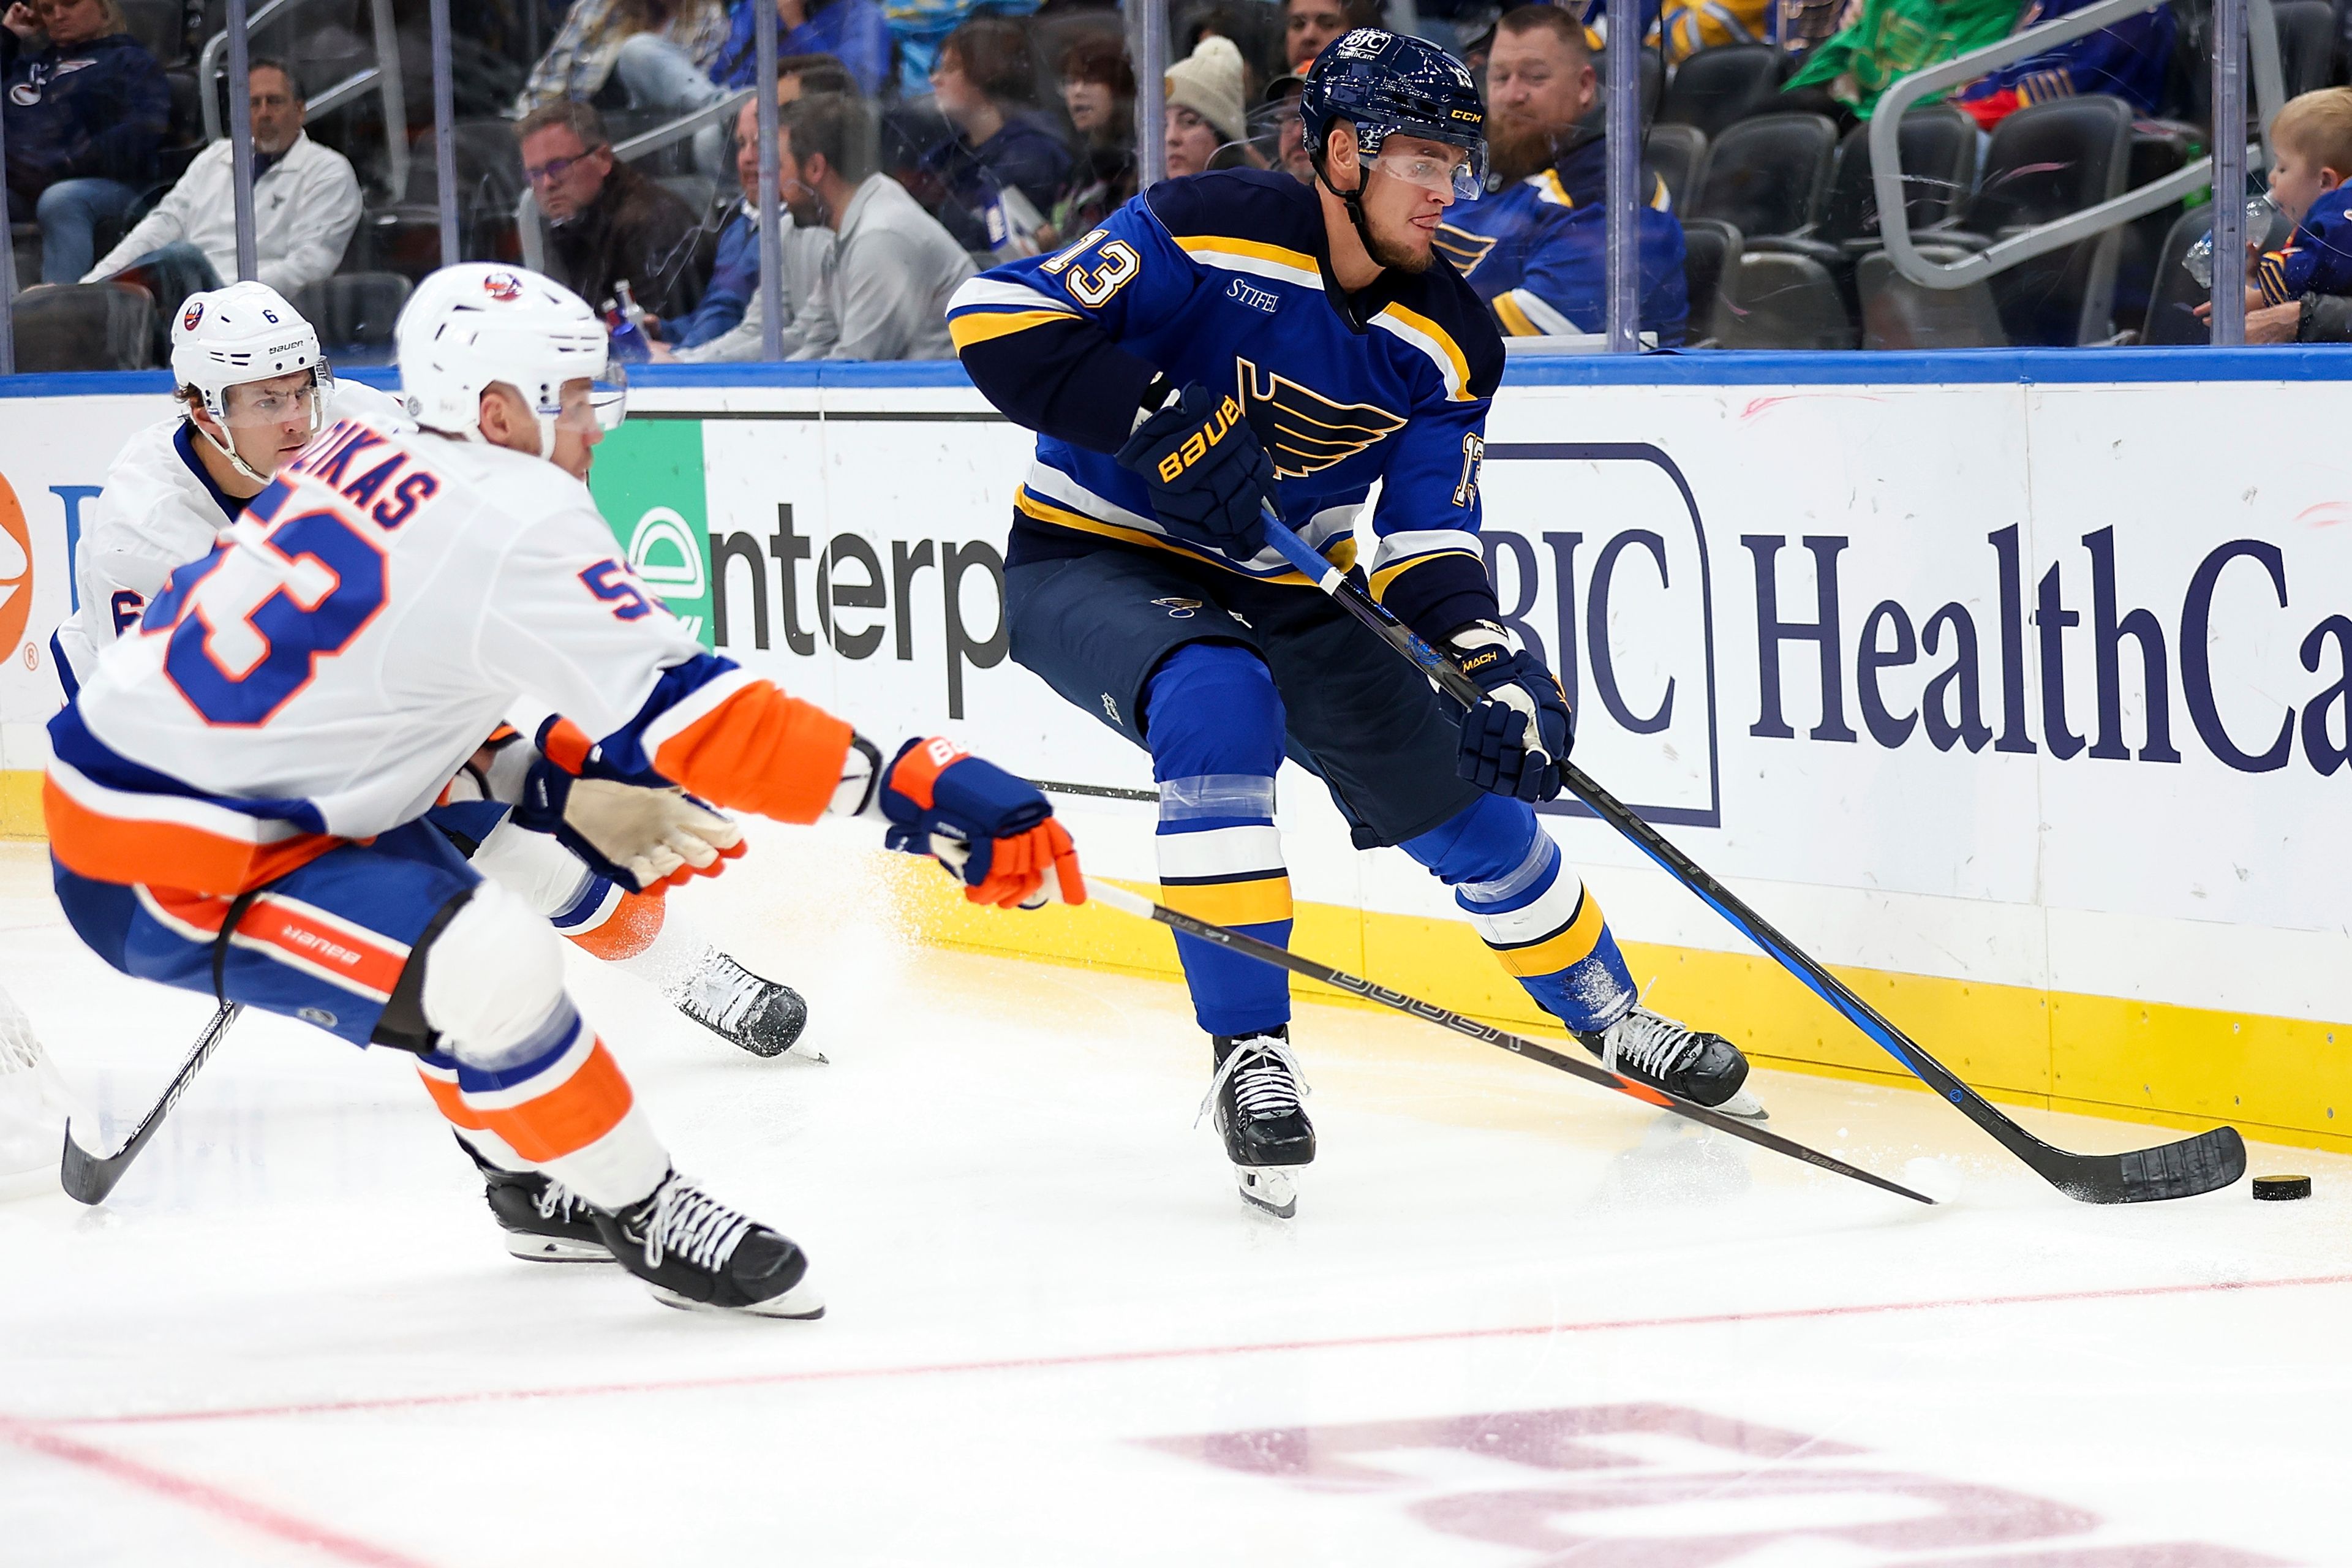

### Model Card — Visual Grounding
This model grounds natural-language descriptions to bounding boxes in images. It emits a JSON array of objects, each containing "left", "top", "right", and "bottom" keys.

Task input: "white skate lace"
[
  {"left": 636, "top": 1175, "right": 754, "bottom": 1272},
  {"left": 1600, "top": 1008, "right": 1700, "bottom": 1080},
  {"left": 1195, "top": 1035, "right": 1311, "bottom": 1128},
  {"left": 532, "top": 1178, "right": 591, "bottom": 1224}
]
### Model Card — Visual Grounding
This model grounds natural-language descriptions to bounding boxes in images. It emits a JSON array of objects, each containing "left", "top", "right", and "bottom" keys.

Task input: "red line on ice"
[
  {"left": 0, "top": 1416, "right": 437, "bottom": 1567},
  {"left": 24, "top": 1270, "right": 2352, "bottom": 1431}
]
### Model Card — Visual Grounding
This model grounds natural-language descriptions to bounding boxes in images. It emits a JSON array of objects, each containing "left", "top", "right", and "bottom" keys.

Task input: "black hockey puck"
[{"left": 2252, "top": 1174, "right": 2312, "bottom": 1201}]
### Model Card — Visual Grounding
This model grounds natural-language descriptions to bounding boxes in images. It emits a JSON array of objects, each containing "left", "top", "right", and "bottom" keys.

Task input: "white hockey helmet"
[
  {"left": 171, "top": 281, "right": 336, "bottom": 481},
  {"left": 394, "top": 263, "right": 625, "bottom": 456}
]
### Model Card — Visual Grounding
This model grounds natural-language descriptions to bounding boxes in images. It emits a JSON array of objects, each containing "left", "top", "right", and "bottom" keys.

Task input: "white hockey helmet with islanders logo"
[
  {"left": 395, "top": 263, "right": 625, "bottom": 459},
  {"left": 170, "top": 280, "right": 335, "bottom": 482}
]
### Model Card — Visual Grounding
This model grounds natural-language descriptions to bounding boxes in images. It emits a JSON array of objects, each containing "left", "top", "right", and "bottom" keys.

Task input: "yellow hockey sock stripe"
[
  {"left": 1485, "top": 885, "right": 1606, "bottom": 978},
  {"left": 1160, "top": 871, "right": 1294, "bottom": 927}
]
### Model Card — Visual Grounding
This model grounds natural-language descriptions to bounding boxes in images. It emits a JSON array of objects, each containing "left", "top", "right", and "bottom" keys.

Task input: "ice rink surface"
[{"left": 2, "top": 826, "right": 2348, "bottom": 1568}]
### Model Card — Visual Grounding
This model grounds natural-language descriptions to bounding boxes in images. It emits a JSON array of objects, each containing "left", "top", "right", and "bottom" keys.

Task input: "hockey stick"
[
  {"left": 1078, "top": 878, "right": 1931, "bottom": 1204},
  {"left": 1257, "top": 507, "right": 2244, "bottom": 1204},
  {"left": 59, "top": 1001, "right": 242, "bottom": 1205}
]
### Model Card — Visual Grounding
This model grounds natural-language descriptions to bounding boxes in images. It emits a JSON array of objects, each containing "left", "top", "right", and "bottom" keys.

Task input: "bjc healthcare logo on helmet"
[{"left": 0, "top": 469, "right": 33, "bottom": 662}]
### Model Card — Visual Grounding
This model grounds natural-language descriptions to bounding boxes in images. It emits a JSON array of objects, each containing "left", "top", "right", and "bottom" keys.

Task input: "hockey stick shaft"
[
  {"left": 1257, "top": 508, "right": 2244, "bottom": 1202},
  {"left": 1079, "top": 878, "right": 1929, "bottom": 1204},
  {"left": 59, "top": 1001, "right": 242, "bottom": 1205}
]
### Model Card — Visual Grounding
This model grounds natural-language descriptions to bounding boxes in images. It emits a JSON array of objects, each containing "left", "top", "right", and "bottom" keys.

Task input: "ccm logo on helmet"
[
  {"left": 183, "top": 301, "right": 204, "bottom": 330},
  {"left": 481, "top": 272, "right": 524, "bottom": 301},
  {"left": 1155, "top": 394, "right": 1248, "bottom": 485}
]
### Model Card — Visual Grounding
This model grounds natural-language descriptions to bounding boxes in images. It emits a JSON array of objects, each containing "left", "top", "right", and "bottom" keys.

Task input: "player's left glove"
[
  {"left": 1114, "top": 380, "right": 1276, "bottom": 560},
  {"left": 869, "top": 736, "right": 1085, "bottom": 909},
  {"left": 1451, "top": 622, "right": 1574, "bottom": 803},
  {"left": 512, "top": 717, "right": 746, "bottom": 892}
]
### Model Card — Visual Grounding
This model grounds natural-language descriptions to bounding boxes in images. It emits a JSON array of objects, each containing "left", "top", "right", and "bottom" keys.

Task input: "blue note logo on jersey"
[{"left": 1235, "top": 358, "right": 1408, "bottom": 479}]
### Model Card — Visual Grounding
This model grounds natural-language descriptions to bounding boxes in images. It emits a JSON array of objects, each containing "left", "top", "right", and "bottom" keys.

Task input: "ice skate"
[
  {"left": 669, "top": 951, "right": 817, "bottom": 1061},
  {"left": 483, "top": 1166, "right": 614, "bottom": 1262},
  {"left": 1201, "top": 1028, "right": 1315, "bottom": 1218},
  {"left": 1575, "top": 1007, "right": 1766, "bottom": 1120},
  {"left": 590, "top": 1171, "right": 826, "bottom": 1319}
]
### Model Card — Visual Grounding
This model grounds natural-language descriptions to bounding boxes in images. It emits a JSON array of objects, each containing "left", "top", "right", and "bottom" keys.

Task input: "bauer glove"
[
  {"left": 512, "top": 717, "right": 746, "bottom": 892},
  {"left": 1452, "top": 622, "right": 1574, "bottom": 803},
  {"left": 1114, "top": 380, "right": 1276, "bottom": 560},
  {"left": 872, "top": 736, "right": 1085, "bottom": 910}
]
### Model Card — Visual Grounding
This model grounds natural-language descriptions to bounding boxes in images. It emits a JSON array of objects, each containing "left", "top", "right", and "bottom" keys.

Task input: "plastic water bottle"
[
  {"left": 2184, "top": 194, "right": 2279, "bottom": 289},
  {"left": 605, "top": 281, "right": 652, "bottom": 363}
]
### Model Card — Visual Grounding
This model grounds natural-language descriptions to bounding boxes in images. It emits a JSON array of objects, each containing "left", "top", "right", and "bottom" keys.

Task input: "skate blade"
[
  {"left": 504, "top": 1234, "right": 614, "bottom": 1263},
  {"left": 1235, "top": 1164, "right": 1298, "bottom": 1219},
  {"left": 1710, "top": 1087, "right": 1769, "bottom": 1122},
  {"left": 647, "top": 1279, "right": 827, "bottom": 1320}
]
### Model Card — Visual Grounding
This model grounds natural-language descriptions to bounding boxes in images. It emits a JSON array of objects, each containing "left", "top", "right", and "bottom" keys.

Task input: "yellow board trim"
[
  {"left": 1013, "top": 488, "right": 1360, "bottom": 582},
  {"left": 948, "top": 307, "right": 1076, "bottom": 350},
  {"left": 1162, "top": 875, "right": 1294, "bottom": 929},
  {"left": 890, "top": 858, "right": 2352, "bottom": 1156},
  {"left": 1487, "top": 889, "right": 1604, "bottom": 978},
  {"left": 0, "top": 771, "right": 40, "bottom": 840}
]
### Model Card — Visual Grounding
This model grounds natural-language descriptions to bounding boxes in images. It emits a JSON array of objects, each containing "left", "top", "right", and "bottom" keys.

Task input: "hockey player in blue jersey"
[{"left": 948, "top": 29, "right": 1760, "bottom": 1218}]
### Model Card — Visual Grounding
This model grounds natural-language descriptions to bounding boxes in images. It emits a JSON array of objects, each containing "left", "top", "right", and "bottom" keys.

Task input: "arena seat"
[
  {"left": 1659, "top": 43, "right": 1784, "bottom": 140},
  {"left": 1643, "top": 123, "right": 1708, "bottom": 213},
  {"left": 1713, "top": 251, "right": 1854, "bottom": 349},
  {"left": 1858, "top": 246, "right": 2009, "bottom": 349},
  {"left": 1688, "top": 112, "right": 1835, "bottom": 241},
  {"left": 1678, "top": 217, "right": 1741, "bottom": 345},
  {"left": 11, "top": 282, "right": 158, "bottom": 371}
]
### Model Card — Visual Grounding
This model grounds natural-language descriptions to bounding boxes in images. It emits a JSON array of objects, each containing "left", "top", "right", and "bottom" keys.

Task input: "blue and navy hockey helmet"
[{"left": 1298, "top": 29, "right": 1487, "bottom": 200}]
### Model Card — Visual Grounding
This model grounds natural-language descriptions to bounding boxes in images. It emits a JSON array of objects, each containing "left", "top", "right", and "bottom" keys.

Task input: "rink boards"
[{"left": 2, "top": 351, "right": 2349, "bottom": 1150}]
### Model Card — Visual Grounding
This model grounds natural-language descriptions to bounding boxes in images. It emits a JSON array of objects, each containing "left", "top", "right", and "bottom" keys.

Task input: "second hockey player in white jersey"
[
  {"left": 47, "top": 263, "right": 1087, "bottom": 1316},
  {"left": 49, "top": 282, "right": 815, "bottom": 1102}
]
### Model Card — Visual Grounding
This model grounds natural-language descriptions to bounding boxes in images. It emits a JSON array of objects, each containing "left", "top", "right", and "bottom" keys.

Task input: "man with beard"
[
  {"left": 946, "top": 29, "right": 1761, "bottom": 1219},
  {"left": 1436, "top": 6, "right": 1686, "bottom": 344}
]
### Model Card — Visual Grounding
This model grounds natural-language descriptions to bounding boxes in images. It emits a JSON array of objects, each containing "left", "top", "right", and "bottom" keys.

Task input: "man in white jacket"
[{"left": 82, "top": 59, "right": 361, "bottom": 325}]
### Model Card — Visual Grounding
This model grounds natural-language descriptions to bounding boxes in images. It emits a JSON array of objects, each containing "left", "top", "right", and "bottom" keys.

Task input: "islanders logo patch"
[
  {"left": 182, "top": 300, "right": 204, "bottom": 331},
  {"left": 482, "top": 271, "right": 524, "bottom": 301}
]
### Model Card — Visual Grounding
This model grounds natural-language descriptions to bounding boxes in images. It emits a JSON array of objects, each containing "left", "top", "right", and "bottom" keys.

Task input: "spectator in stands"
[
  {"left": 1036, "top": 33, "right": 1134, "bottom": 249},
  {"left": 1282, "top": 0, "right": 1380, "bottom": 74},
  {"left": 2203, "top": 89, "right": 2352, "bottom": 336},
  {"left": 610, "top": 0, "right": 892, "bottom": 173},
  {"left": 1253, "top": 70, "right": 1312, "bottom": 183},
  {"left": 653, "top": 54, "right": 850, "bottom": 353},
  {"left": 513, "top": 0, "right": 728, "bottom": 116},
  {"left": 1955, "top": 0, "right": 2172, "bottom": 129},
  {"left": 887, "top": 0, "right": 1040, "bottom": 98},
  {"left": 521, "top": 99, "right": 715, "bottom": 320},
  {"left": 1, "top": 0, "right": 169, "bottom": 284},
  {"left": 83, "top": 61, "right": 360, "bottom": 335},
  {"left": 1435, "top": 6, "right": 1686, "bottom": 341},
  {"left": 1782, "top": 0, "right": 2021, "bottom": 120},
  {"left": 778, "top": 91, "right": 973, "bottom": 358},
  {"left": 1163, "top": 34, "right": 1250, "bottom": 178},
  {"left": 918, "top": 17, "right": 1071, "bottom": 254}
]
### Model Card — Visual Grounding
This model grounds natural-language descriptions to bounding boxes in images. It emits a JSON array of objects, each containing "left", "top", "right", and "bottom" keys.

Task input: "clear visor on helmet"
[
  {"left": 1368, "top": 140, "right": 1486, "bottom": 202},
  {"left": 536, "top": 360, "right": 629, "bottom": 435},
  {"left": 217, "top": 364, "right": 333, "bottom": 434}
]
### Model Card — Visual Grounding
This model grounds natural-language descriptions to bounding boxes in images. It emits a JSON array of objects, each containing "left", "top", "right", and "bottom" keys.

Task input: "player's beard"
[
  {"left": 1486, "top": 113, "right": 1569, "bottom": 186},
  {"left": 1365, "top": 222, "right": 1434, "bottom": 274}
]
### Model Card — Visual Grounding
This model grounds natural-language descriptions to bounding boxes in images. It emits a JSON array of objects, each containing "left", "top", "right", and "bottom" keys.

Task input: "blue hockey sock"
[
  {"left": 1145, "top": 643, "right": 1292, "bottom": 1038},
  {"left": 1401, "top": 793, "right": 1637, "bottom": 1033}
]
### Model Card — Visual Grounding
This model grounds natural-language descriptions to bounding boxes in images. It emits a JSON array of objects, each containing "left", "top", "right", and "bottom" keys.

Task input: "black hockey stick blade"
[
  {"left": 1256, "top": 509, "right": 2245, "bottom": 1205},
  {"left": 59, "top": 1001, "right": 242, "bottom": 1205},
  {"left": 1081, "top": 881, "right": 1931, "bottom": 1205}
]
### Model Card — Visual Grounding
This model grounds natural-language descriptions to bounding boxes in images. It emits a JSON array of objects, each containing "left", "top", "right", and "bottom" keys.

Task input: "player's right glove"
[
  {"left": 868, "top": 736, "right": 1085, "bottom": 909},
  {"left": 1114, "top": 380, "right": 1276, "bottom": 559},
  {"left": 1451, "top": 622, "right": 1575, "bottom": 803}
]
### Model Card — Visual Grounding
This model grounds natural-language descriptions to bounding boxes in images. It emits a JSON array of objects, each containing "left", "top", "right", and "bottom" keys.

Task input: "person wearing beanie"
[{"left": 1164, "top": 35, "right": 1250, "bottom": 177}]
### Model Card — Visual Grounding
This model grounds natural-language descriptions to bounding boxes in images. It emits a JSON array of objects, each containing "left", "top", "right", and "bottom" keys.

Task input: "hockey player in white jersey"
[
  {"left": 49, "top": 281, "right": 816, "bottom": 1075},
  {"left": 45, "top": 263, "right": 1086, "bottom": 1316}
]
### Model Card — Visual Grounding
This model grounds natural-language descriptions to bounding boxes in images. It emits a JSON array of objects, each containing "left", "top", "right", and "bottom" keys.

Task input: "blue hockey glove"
[
  {"left": 1114, "top": 381, "right": 1275, "bottom": 559},
  {"left": 1452, "top": 623, "right": 1575, "bottom": 802},
  {"left": 877, "top": 737, "right": 1085, "bottom": 908}
]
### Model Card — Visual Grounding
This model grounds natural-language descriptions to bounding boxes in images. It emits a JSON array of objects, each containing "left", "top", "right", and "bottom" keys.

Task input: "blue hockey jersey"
[
  {"left": 947, "top": 168, "right": 1507, "bottom": 643},
  {"left": 1434, "top": 136, "right": 1689, "bottom": 344}
]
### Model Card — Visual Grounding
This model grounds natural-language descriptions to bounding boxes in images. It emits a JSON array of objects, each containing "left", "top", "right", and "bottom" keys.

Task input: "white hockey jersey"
[
  {"left": 51, "top": 380, "right": 409, "bottom": 693},
  {"left": 47, "top": 412, "right": 855, "bottom": 897}
]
